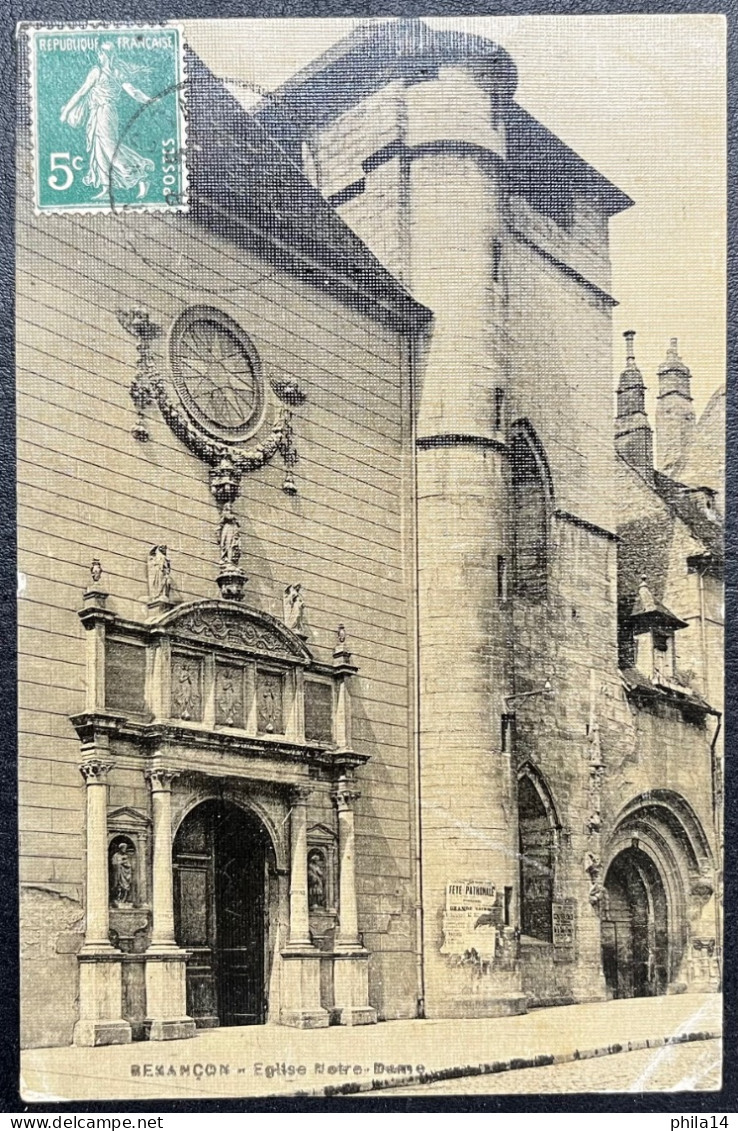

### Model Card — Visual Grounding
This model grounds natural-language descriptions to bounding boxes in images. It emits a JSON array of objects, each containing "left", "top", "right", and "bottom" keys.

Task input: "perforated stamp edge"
[{"left": 25, "top": 21, "right": 189, "bottom": 217}]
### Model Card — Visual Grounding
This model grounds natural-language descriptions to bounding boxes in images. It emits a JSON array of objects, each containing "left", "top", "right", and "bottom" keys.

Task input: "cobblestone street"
[
  {"left": 21, "top": 994, "right": 721, "bottom": 1102},
  {"left": 389, "top": 1039, "right": 722, "bottom": 1095}
]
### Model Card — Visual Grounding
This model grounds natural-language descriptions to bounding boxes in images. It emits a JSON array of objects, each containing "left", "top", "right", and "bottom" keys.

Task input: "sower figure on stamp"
[{"left": 60, "top": 42, "right": 155, "bottom": 200}]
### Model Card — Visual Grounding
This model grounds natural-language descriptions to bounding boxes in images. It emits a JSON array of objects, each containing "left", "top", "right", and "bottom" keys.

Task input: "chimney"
[
  {"left": 615, "top": 330, "right": 654, "bottom": 479},
  {"left": 656, "top": 337, "right": 695, "bottom": 475}
]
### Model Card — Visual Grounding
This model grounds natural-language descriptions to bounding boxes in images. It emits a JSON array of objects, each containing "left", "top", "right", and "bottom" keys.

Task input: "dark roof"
[
  {"left": 258, "top": 19, "right": 518, "bottom": 129},
  {"left": 620, "top": 667, "right": 713, "bottom": 715},
  {"left": 652, "top": 471, "right": 724, "bottom": 567},
  {"left": 185, "top": 50, "right": 430, "bottom": 329},
  {"left": 617, "top": 511, "right": 675, "bottom": 610},
  {"left": 505, "top": 104, "right": 633, "bottom": 217},
  {"left": 257, "top": 19, "right": 632, "bottom": 218},
  {"left": 630, "top": 580, "right": 688, "bottom": 632},
  {"left": 615, "top": 456, "right": 723, "bottom": 605}
]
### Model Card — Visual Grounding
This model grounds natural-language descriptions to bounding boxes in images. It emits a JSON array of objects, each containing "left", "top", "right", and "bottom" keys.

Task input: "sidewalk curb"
[{"left": 305, "top": 1027, "right": 722, "bottom": 1098}]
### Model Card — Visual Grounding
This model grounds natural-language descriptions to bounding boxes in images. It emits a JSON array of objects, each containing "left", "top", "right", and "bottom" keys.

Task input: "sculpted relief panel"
[
  {"left": 215, "top": 663, "right": 245, "bottom": 728},
  {"left": 256, "top": 670, "right": 284, "bottom": 735},
  {"left": 174, "top": 606, "right": 298, "bottom": 660},
  {"left": 171, "top": 654, "right": 203, "bottom": 722}
]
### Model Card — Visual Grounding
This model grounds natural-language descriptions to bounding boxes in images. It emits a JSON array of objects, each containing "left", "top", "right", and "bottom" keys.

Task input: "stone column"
[
  {"left": 287, "top": 786, "right": 312, "bottom": 947},
  {"left": 74, "top": 757, "right": 131, "bottom": 1046},
  {"left": 331, "top": 775, "right": 376, "bottom": 1025},
  {"left": 143, "top": 766, "right": 196, "bottom": 1041},
  {"left": 147, "top": 768, "right": 179, "bottom": 948},
  {"left": 280, "top": 786, "right": 329, "bottom": 1028},
  {"left": 334, "top": 776, "right": 361, "bottom": 948},
  {"left": 80, "top": 758, "right": 115, "bottom": 949}
]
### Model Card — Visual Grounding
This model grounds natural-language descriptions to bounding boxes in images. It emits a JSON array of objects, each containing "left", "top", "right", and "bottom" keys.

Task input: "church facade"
[{"left": 17, "top": 20, "right": 723, "bottom": 1048}]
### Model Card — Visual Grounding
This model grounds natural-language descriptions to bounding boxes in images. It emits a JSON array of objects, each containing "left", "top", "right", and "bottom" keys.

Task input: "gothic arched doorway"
[
  {"left": 601, "top": 846, "right": 669, "bottom": 999},
  {"left": 173, "top": 799, "right": 272, "bottom": 1027},
  {"left": 518, "top": 774, "right": 555, "bottom": 942}
]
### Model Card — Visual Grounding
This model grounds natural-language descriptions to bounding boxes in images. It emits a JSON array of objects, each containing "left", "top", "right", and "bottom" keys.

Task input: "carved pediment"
[
  {"left": 108, "top": 806, "right": 151, "bottom": 829},
  {"left": 308, "top": 822, "right": 337, "bottom": 845},
  {"left": 154, "top": 600, "right": 312, "bottom": 664}
]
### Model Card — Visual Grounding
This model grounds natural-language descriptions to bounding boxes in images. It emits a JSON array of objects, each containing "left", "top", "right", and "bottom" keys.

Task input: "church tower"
[
  {"left": 655, "top": 337, "right": 696, "bottom": 474},
  {"left": 263, "top": 20, "right": 526, "bottom": 1016},
  {"left": 615, "top": 330, "right": 654, "bottom": 479},
  {"left": 262, "top": 17, "right": 633, "bottom": 1019},
  {"left": 400, "top": 30, "right": 524, "bottom": 1018}
]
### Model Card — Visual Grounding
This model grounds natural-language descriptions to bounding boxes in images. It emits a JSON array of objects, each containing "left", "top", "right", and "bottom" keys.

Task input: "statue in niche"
[
  {"left": 218, "top": 503, "right": 242, "bottom": 568},
  {"left": 283, "top": 583, "right": 307, "bottom": 637},
  {"left": 90, "top": 558, "right": 103, "bottom": 584},
  {"left": 110, "top": 840, "right": 134, "bottom": 907},
  {"left": 147, "top": 544, "right": 171, "bottom": 602},
  {"left": 308, "top": 849, "right": 327, "bottom": 910},
  {"left": 173, "top": 658, "right": 199, "bottom": 720},
  {"left": 217, "top": 666, "right": 240, "bottom": 727}
]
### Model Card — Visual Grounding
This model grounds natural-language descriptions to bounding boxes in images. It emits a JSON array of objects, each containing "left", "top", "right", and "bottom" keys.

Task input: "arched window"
[
  {"left": 510, "top": 424, "right": 552, "bottom": 600},
  {"left": 518, "top": 774, "right": 556, "bottom": 942}
]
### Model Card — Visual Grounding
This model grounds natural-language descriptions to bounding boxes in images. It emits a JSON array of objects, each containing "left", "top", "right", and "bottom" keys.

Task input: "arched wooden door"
[
  {"left": 601, "top": 846, "right": 669, "bottom": 999},
  {"left": 173, "top": 800, "right": 270, "bottom": 1027}
]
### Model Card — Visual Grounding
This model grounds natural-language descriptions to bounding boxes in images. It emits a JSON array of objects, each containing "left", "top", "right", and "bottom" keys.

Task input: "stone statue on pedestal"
[
  {"left": 147, "top": 545, "right": 171, "bottom": 602},
  {"left": 283, "top": 583, "right": 307, "bottom": 637},
  {"left": 218, "top": 503, "right": 242, "bottom": 568}
]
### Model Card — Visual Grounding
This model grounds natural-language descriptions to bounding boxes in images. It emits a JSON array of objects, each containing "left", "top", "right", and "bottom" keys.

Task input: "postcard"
[{"left": 16, "top": 14, "right": 724, "bottom": 1101}]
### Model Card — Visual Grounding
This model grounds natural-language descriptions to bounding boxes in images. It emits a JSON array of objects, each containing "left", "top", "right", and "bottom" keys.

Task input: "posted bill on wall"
[{"left": 15, "top": 12, "right": 725, "bottom": 1104}]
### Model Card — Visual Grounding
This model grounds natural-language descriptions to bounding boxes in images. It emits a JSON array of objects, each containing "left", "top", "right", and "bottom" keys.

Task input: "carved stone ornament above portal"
[
  {"left": 118, "top": 305, "right": 305, "bottom": 602},
  {"left": 215, "top": 662, "right": 245, "bottom": 728},
  {"left": 71, "top": 596, "right": 368, "bottom": 785},
  {"left": 168, "top": 602, "right": 311, "bottom": 662},
  {"left": 117, "top": 305, "right": 305, "bottom": 495}
]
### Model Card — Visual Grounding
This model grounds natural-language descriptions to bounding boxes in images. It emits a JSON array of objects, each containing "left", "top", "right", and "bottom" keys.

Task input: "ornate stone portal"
[{"left": 71, "top": 587, "right": 375, "bottom": 1042}]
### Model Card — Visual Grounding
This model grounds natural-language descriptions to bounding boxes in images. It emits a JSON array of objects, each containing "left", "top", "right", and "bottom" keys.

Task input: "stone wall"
[
  {"left": 505, "top": 200, "right": 620, "bottom": 533},
  {"left": 20, "top": 887, "right": 85, "bottom": 1049},
  {"left": 513, "top": 515, "right": 619, "bottom": 1004},
  {"left": 17, "top": 173, "right": 418, "bottom": 1042}
]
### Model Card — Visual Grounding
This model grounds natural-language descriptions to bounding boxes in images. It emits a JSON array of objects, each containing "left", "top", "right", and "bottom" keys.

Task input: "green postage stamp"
[{"left": 28, "top": 24, "right": 187, "bottom": 213}]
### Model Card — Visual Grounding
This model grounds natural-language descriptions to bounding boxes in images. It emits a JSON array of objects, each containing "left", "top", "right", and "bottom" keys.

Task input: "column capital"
[
  {"left": 289, "top": 784, "right": 312, "bottom": 806},
  {"left": 332, "top": 783, "right": 361, "bottom": 812},
  {"left": 145, "top": 767, "right": 180, "bottom": 792},
  {"left": 79, "top": 758, "right": 114, "bottom": 784}
]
